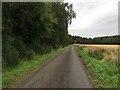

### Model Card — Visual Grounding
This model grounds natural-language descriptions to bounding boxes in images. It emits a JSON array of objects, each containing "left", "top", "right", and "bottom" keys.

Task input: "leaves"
[{"left": 2, "top": 2, "right": 76, "bottom": 66}]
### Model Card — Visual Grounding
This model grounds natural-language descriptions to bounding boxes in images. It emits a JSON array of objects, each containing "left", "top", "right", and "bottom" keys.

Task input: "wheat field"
[{"left": 75, "top": 44, "right": 119, "bottom": 63}]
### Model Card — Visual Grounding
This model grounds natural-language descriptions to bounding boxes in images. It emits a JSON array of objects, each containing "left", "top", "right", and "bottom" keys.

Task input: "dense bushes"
[
  {"left": 2, "top": 2, "right": 76, "bottom": 67},
  {"left": 2, "top": 35, "right": 19, "bottom": 66}
]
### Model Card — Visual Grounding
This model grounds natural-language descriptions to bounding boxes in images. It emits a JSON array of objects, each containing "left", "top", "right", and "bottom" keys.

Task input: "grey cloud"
[
  {"left": 67, "top": 0, "right": 119, "bottom": 38},
  {"left": 69, "top": 13, "right": 118, "bottom": 38}
]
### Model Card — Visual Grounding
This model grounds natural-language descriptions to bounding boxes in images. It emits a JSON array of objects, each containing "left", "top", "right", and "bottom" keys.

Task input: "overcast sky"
[{"left": 64, "top": 0, "right": 119, "bottom": 38}]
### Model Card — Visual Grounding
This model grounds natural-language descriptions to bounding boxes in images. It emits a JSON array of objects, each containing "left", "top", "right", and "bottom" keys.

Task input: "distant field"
[
  {"left": 75, "top": 44, "right": 119, "bottom": 63},
  {"left": 74, "top": 44, "right": 119, "bottom": 88}
]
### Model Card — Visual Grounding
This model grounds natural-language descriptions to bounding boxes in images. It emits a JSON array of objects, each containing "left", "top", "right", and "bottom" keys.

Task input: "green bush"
[
  {"left": 13, "top": 38, "right": 26, "bottom": 59},
  {"left": 3, "top": 43, "right": 19, "bottom": 66},
  {"left": 88, "top": 50, "right": 104, "bottom": 60},
  {"left": 2, "top": 35, "right": 20, "bottom": 67},
  {"left": 25, "top": 50, "right": 34, "bottom": 60},
  {"left": 33, "top": 43, "right": 52, "bottom": 54}
]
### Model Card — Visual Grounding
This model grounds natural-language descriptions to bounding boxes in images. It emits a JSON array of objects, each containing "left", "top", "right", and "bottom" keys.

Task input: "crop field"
[
  {"left": 75, "top": 44, "right": 119, "bottom": 63},
  {"left": 75, "top": 44, "right": 119, "bottom": 88}
]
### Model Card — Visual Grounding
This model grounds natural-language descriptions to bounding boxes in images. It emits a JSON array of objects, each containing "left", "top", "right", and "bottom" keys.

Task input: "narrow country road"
[{"left": 14, "top": 46, "right": 94, "bottom": 88}]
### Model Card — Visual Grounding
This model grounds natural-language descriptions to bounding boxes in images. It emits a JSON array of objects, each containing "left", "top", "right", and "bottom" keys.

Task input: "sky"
[{"left": 64, "top": 0, "right": 119, "bottom": 38}]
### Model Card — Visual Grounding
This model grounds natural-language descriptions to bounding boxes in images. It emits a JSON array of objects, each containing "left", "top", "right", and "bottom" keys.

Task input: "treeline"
[
  {"left": 2, "top": 2, "right": 119, "bottom": 67},
  {"left": 69, "top": 35, "right": 120, "bottom": 44},
  {"left": 2, "top": 2, "right": 76, "bottom": 66}
]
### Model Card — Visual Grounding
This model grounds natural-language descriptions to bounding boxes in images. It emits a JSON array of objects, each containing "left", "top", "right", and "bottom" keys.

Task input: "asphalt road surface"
[{"left": 14, "top": 46, "right": 94, "bottom": 88}]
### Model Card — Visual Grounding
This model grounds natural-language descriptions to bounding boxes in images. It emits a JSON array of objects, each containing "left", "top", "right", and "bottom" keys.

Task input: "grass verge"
[
  {"left": 2, "top": 47, "right": 65, "bottom": 88},
  {"left": 74, "top": 46, "right": 118, "bottom": 88}
]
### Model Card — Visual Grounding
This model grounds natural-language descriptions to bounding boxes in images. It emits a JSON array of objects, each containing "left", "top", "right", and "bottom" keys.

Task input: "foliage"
[
  {"left": 75, "top": 46, "right": 119, "bottom": 88},
  {"left": 88, "top": 50, "right": 104, "bottom": 60},
  {"left": 2, "top": 47, "right": 65, "bottom": 88},
  {"left": 69, "top": 35, "right": 120, "bottom": 44},
  {"left": 2, "top": 35, "right": 19, "bottom": 66},
  {"left": 2, "top": 2, "right": 76, "bottom": 67}
]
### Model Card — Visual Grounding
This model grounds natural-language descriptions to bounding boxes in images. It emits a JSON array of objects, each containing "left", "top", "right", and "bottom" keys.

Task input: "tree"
[{"left": 2, "top": 2, "right": 76, "bottom": 67}]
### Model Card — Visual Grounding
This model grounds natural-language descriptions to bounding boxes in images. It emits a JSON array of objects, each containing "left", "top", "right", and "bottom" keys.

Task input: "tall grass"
[
  {"left": 2, "top": 47, "right": 65, "bottom": 88},
  {"left": 74, "top": 44, "right": 119, "bottom": 88}
]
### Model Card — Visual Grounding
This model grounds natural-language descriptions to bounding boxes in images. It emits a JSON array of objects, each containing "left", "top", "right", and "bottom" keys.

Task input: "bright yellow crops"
[{"left": 75, "top": 44, "right": 119, "bottom": 63}]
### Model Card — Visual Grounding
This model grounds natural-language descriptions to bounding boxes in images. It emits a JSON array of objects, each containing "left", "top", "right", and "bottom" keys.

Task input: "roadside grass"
[
  {"left": 2, "top": 47, "right": 65, "bottom": 88},
  {"left": 75, "top": 45, "right": 119, "bottom": 88}
]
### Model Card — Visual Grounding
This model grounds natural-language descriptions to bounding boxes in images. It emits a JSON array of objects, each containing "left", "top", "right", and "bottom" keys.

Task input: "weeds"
[
  {"left": 75, "top": 45, "right": 119, "bottom": 88},
  {"left": 2, "top": 48, "right": 65, "bottom": 88}
]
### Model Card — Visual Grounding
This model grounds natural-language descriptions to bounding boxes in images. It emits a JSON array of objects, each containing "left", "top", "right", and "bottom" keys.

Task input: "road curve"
[{"left": 14, "top": 46, "right": 94, "bottom": 88}]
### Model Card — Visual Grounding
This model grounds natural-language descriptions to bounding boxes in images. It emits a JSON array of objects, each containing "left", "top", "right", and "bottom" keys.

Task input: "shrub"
[
  {"left": 3, "top": 43, "right": 19, "bottom": 66},
  {"left": 2, "top": 35, "right": 20, "bottom": 67},
  {"left": 25, "top": 50, "right": 34, "bottom": 60},
  {"left": 13, "top": 38, "right": 27, "bottom": 59},
  {"left": 88, "top": 50, "right": 104, "bottom": 60},
  {"left": 33, "top": 43, "right": 52, "bottom": 54}
]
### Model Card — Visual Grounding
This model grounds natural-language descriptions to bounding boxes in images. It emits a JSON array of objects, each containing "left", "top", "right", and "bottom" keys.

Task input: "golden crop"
[{"left": 75, "top": 44, "right": 119, "bottom": 63}]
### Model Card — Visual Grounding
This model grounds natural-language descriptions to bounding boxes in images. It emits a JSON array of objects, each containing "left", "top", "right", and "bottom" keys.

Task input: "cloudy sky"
[{"left": 64, "top": 0, "right": 119, "bottom": 38}]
